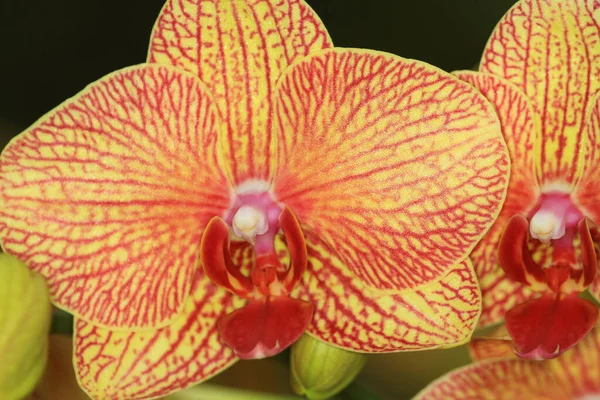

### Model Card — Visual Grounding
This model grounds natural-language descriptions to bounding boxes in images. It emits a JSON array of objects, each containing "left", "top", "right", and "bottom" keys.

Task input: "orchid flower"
[
  {"left": 454, "top": 0, "right": 600, "bottom": 360},
  {"left": 415, "top": 327, "right": 600, "bottom": 400},
  {"left": 0, "top": 0, "right": 509, "bottom": 398}
]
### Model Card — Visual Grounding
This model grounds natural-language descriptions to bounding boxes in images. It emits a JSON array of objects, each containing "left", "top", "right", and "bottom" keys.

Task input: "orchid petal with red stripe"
[
  {"left": 417, "top": 329, "right": 600, "bottom": 400},
  {"left": 550, "top": 327, "right": 600, "bottom": 396},
  {"left": 148, "top": 0, "right": 333, "bottom": 184},
  {"left": 576, "top": 95, "right": 600, "bottom": 223},
  {"left": 454, "top": 71, "right": 540, "bottom": 327},
  {"left": 480, "top": 0, "right": 600, "bottom": 187},
  {"left": 414, "top": 358, "right": 565, "bottom": 400},
  {"left": 0, "top": 64, "right": 230, "bottom": 329},
  {"left": 74, "top": 272, "right": 242, "bottom": 400},
  {"left": 273, "top": 48, "right": 509, "bottom": 292},
  {"left": 294, "top": 232, "right": 482, "bottom": 351}
]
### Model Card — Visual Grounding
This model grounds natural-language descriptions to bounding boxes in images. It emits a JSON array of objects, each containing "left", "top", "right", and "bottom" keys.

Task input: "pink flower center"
[
  {"left": 529, "top": 192, "right": 583, "bottom": 246},
  {"left": 226, "top": 191, "right": 282, "bottom": 258}
]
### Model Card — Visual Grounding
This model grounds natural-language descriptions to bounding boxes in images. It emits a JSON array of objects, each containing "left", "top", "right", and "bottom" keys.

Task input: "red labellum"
[
  {"left": 505, "top": 293, "right": 598, "bottom": 359},
  {"left": 217, "top": 296, "right": 314, "bottom": 359}
]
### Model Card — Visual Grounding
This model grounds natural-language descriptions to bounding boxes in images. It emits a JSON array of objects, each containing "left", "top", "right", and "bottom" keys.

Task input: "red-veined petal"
[
  {"left": 0, "top": 64, "right": 230, "bottom": 329},
  {"left": 293, "top": 232, "right": 482, "bottom": 352},
  {"left": 419, "top": 328, "right": 600, "bottom": 400},
  {"left": 74, "top": 271, "right": 241, "bottom": 400},
  {"left": 414, "top": 358, "right": 567, "bottom": 400},
  {"left": 453, "top": 71, "right": 541, "bottom": 327},
  {"left": 550, "top": 328, "right": 600, "bottom": 397},
  {"left": 480, "top": 0, "right": 600, "bottom": 186},
  {"left": 274, "top": 48, "right": 509, "bottom": 291},
  {"left": 476, "top": 268, "right": 539, "bottom": 328},
  {"left": 576, "top": 94, "right": 600, "bottom": 222},
  {"left": 148, "top": 0, "right": 332, "bottom": 184}
]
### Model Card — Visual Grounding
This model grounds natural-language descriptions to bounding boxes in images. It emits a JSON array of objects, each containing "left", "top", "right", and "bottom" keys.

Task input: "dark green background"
[
  {"left": 1, "top": 0, "right": 518, "bottom": 131},
  {"left": 0, "top": 1, "right": 519, "bottom": 399}
]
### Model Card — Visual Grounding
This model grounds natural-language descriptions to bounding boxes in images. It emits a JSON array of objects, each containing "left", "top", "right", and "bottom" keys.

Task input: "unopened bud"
[
  {"left": 0, "top": 254, "right": 51, "bottom": 399},
  {"left": 290, "top": 334, "right": 367, "bottom": 400}
]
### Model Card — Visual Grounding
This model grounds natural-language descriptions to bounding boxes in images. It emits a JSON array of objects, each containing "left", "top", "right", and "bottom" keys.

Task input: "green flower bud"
[
  {"left": 290, "top": 334, "right": 367, "bottom": 400},
  {"left": 0, "top": 254, "right": 51, "bottom": 399}
]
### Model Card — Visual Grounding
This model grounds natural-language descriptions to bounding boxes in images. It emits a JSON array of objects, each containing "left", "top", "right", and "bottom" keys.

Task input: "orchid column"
[{"left": 0, "top": 0, "right": 508, "bottom": 398}]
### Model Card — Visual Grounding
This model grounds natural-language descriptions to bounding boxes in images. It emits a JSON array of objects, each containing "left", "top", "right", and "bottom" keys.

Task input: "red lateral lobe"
[
  {"left": 202, "top": 206, "right": 307, "bottom": 298},
  {"left": 0, "top": 64, "right": 230, "bottom": 329},
  {"left": 575, "top": 218, "right": 596, "bottom": 288},
  {"left": 201, "top": 217, "right": 255, "bottom": 298},
  {"left": 480, "top": 0, "right": 600, "bottom": 186},
  {"left": 274, "top": 48, "right": 509, "bottom": 292},
  {"left": 74, "top": 271, "right": 240, "bottom": 400},
  {"left": 148, "top": 0, "right": 332, "bottom": 184},
  {"left": 586, "top": 225, "right": 600, "bottom": 303},
  {"left": 505, "top": 293, "right": 598, "bottom": 360},
  {"left": 279, "top": 207, "right": 307, "bottom": 294},
  {"left": 498, "top": 215, "right": 545, "bottom": 288},
  {"left": 293, "top": 231, "right": 482, "bottom": 352},
  {"left": 453, "top": 71, "right": 540, "bottom": 327},
  {"left": 217, "top": 296, "right": 314, "bottom": 359}
]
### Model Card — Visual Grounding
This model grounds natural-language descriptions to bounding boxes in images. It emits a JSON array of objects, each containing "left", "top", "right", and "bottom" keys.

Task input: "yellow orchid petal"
[
  {"left": 419, "top": 328, "right": 600, "bottom": 400},
  {"left": 576, "top": 95, "right": 600, "bottom": 223},
  {"left": 0, "top": 64, "right": 230, "bottom": 329},
  {"left": 74, "top": 272, "right": 242, "bottom": 400},
  {"left": 414, "top": 358, "right": 566, "bottom": 400},
  {"left": 549, "top": 328, "right": 600, "bottom": 396},
  {"left": 293, "top": 232, "right": 482, "bottom": 351},
  {"left": 453, "top": 71, "right": 540, "bottom": 327},
  {"left": 148, "top": 0, "right": 333, "bottom": 184},
  {"left": 481, "top": 0, "right": 600, "bottom": 187},
  {"left": 475, "top": 268, "right": 539, "bottom": 328},
  {"left": 274, "top": 48, "right": 509, "bottom": 292}
]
